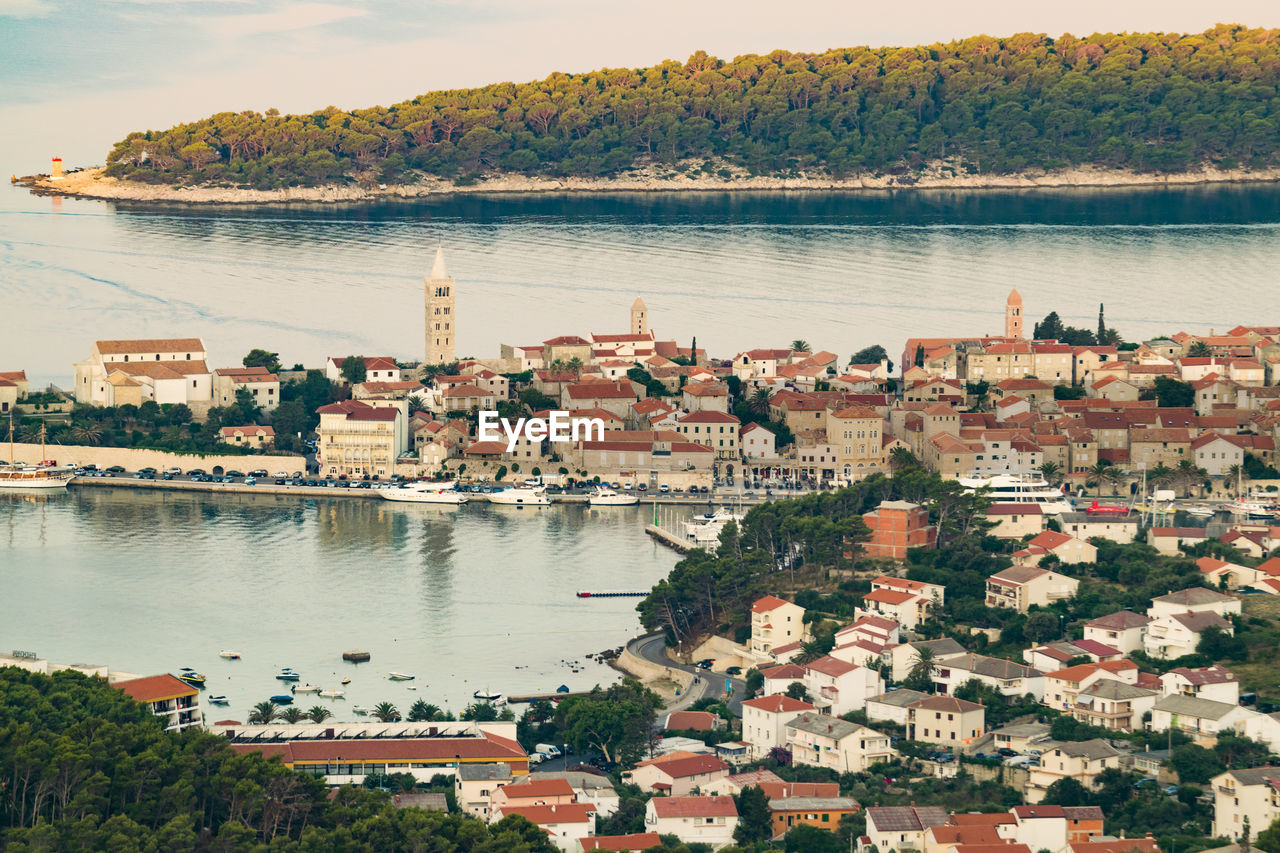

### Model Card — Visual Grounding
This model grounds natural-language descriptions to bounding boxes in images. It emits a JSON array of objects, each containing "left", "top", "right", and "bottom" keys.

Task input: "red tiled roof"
[
  {"left": 316, "top": 400, "right": 399, "bottom": 421},
  {"left": 115, "top": 674, "right": 197, "bottom": 703},
  {"left": 742, "top": 695, "right": 813, "bottom": 713},
  {"left": 495, "top": 803, "right": 595, "bottom": 825},
  {"left": 501, "top": 778, "right": 576, "bottom": 799},
  {"left": 649, "top": 795, "right": 737, "bottom": 819}
]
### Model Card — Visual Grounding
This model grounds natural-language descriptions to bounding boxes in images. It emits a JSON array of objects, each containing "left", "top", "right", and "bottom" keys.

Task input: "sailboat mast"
[{"left": 8, "top": 411, "right": 13, "bottom": 467}]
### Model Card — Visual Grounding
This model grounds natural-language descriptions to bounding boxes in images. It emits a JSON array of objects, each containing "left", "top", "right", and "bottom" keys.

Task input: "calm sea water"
[
  {"left": 3, "top": 184, "right": 1280, "bottom": 387},
  {"left": 3, "top": 183, "right": 1280, "bottom": 718},
  {"left": 0, "top": 488, "right": 681, "bottom": 716}
]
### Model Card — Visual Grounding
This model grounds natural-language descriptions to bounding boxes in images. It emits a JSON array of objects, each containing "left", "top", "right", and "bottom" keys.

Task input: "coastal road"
[{"left": 630, "top": 634, "right": 748, "bottom": 717}]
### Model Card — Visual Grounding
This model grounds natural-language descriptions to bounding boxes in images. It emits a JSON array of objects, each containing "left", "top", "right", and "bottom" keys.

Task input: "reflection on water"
[
  {"left": 0, "top": 488, "right": 683, "bottom": 718},
  {"left": 4, "top": 185, "right": 1280, "bottom": 387}
]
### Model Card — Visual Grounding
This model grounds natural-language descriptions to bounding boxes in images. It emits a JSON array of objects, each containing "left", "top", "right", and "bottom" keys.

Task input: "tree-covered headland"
[{"left": 106, "top": 26, "right": 1280, "bottom": 189}]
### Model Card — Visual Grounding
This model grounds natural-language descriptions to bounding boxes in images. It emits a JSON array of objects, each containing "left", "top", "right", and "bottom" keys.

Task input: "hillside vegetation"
[{"left": 105, "top": 25, "right": 1280, "bottom": 189}]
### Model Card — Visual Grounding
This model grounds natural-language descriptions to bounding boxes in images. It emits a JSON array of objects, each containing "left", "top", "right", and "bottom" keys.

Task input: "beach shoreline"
[{"left": 19, "top": 163, "right": 1280, "bottom": 205}]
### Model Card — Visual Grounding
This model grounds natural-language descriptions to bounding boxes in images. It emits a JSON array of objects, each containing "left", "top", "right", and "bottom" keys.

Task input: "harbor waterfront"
[{"left": 0, "top": 486, "right": 686, "bottom": 716}]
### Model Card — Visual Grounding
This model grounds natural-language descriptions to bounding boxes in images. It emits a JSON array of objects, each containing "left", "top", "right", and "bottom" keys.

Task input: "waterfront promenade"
[{"left": 67, "top": 473, "right": 776, "bottom": 507}]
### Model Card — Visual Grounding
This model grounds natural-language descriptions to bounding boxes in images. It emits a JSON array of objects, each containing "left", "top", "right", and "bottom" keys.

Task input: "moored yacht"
[
  {"left": 957, "top": 473, "right": 1074, "bottom": 514},
  {"left": 589, "top": 486, "right": 638, "bottom": 506},
  {"left": 380, "top": 480, "right": 468, "bottom": 504},
  {"left": 488, "top": 486, "right": 550, "bottom": 506}
]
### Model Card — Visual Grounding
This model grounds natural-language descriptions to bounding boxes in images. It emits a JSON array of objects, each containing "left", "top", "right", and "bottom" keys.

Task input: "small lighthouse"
[{"left": 51, "top": 157, "right": 64, "bottom": 180}]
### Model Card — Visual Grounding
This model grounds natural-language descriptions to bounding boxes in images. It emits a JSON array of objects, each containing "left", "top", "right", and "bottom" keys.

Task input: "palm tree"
[
  {"left": 307, "top": 706, "right": 333, "bottom": 723},
  {"left": 408, "top": 699, "right": 441, "bottom": 722},
  {"left": 748, "top": 388, "right": 772, "bottom": 417},
  {"left": 69, "top": 423, "right": 103, "bottom": 445},
  {"left": 1149, "top": 464, "right": 1174, "bottom": 490},
  {"left": 248, "top": 701, "right": 279, "bottom": 725},
  {"left": 1088, "top": 462, "right": 1111, "bottom": 492},
  {"left": 406, "top": 394, "right": 427, "bottom": 415},
  {"left": 1175, "top": 460, "right": 1199, "bottom": 497},
  {"left": 903, "top": 646, "right": 937, "bottom": 693},
  {"left": 791, "top": 340, "right": 810, "bottom": 354},
  {"left": 280, "top": 707, "right": 305, "bottom": 724},
  {"left": 1226, "top": 463, "right": 1246, "bottom": 498},
  {"left": 372, "top": 701, "right": 400, "bottom": 723},
  {"left": 1103, "top": 467, "right": 1128, "bottom": 497},
  {"left": 1038, "top": 461, "right": 1062, "bottom": 486},
  {"left": 566, "top": 356, "right": 584, "bottom": 377}
]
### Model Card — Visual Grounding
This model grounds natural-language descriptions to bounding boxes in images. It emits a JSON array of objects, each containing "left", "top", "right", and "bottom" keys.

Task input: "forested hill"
[{"left": 106, "top": 25, "right": 1280, "bottom": 189}]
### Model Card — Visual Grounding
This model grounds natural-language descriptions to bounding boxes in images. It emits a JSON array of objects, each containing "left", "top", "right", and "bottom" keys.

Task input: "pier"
[
  {"left": 505, "top": 690, "right": 595, "bottom": 704},
  {"left": 646, "top": 524, "right": 694, "bottom": 553}
]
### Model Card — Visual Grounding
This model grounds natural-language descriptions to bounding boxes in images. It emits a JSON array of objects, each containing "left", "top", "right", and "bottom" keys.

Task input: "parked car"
[
  {"left": 225, "top": 470, "right": 245, "bottom": 478},
  {"left": 696, "top": 658, "right": 714, "bottom": 670},
  {"left": 244, "top": 477, "right": 257, "bottom": 485},
  {"left": 249, "top": 469, "right": 268, "bottom": 478},
  {"left": 187, "top": 468, "right": 206, "bottom": 476},
  {"left": 163, "top": 467, "right": 182, "bottom": 475},
  {"left": 725, "top": 666, "right": 742, "bottom": 676},
  {"left": 659, "top": 484, "right": 670, "bottom": 493},
  {"left": 996, "top": 748, "right": 1019, "bottom": 758},
  {"left": 274, "top": 478, "right": 286, "bottom": 485}
]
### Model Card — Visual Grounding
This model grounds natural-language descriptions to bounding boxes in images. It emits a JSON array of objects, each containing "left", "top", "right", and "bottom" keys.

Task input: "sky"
[{"left": 2, "top": 0, "right": 1280, "bottom": 172}]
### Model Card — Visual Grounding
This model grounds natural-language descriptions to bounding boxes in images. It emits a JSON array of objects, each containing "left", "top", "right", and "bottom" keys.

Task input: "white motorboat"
[
  {"left": 291, "top": 684, "right": 321, "bottom": 694},
  {"left": 683, "top": 506, "right": 746, "bottom": 545},
  {"left": 208, "top": 695, "right": 230, "bottom": 705},
  {"left": 1, "top": 419, "right": 74, "bottom": 491},
  {"left": 957, "top": 473, "right": 1074, "bottom": 514},
  {"left": 319, "top": 688, "right": 345, "bottom": 698},
  {"left": 353, "top": 706, "right": 369, "bottom": 715},
  {"left": 473, "top": 689, "right": 507, "bottom": 706},
  {"left": 488, "top": 486, "right": 550, "bottom": 506},
  {"left": 1228, "top": 499, "right": 1275, "bottom": 518},
  {"left": 387, "top": 671, "right": 415, "bottom": 681},
  {"left": 589, "top": 486, "right": 638, "bottom": 506},
  {"left": 1184, "top": 504, "right": 1216, "bottom": 517},
  {"left": 218, "top": 650, "right": 241, "bottom": 660},
  {"left": 380, "top": 480, "right": 468, "bottom": 504}
]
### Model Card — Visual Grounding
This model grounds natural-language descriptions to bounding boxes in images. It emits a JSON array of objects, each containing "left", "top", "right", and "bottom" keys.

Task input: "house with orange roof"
[
  {"left": 923, "top": 823, "right": 1005, "bottom": 853},
  {"left": 1192, "top": 432, "right": 1249, "bottom": 477},
  {"left": 623, "top": 752, "right": 731, "bottom": 796},
  {"left": 750, "top": 595, "right": 808, "bottom": 659},
  {"left": 489, "top": 777, "right": 578, "bottom": 816},
  {"left": 324, "top": 355, "right": 401, "bottom": 384},
  {"left": 492, "top": 802, "right": 596, "bottom": 851},
  {"left": 681, "top": 381, "right": 731, "bottom": 413},
  {"left": 562, "top": 380, "right": 643, "bottom": 417},
  {"left": 645, "top": 796, "right": 739, "bottom": 848},
  {"left": 1196, "top": 556, "right": 1259, "bottom": 589},
  {"left": 861, "top": 575, "right": 944, "bottom": 628},
  {"left": 1040, "top": 661, "right": 1138, "bottom": 711},
  {"left": 742, "top": 694, "right": 816, "bottom": 758},
  {"left": 1012, "top": 529, "right": 1097, "bottom": 567},
  {"left": 214, "top": 366, "right": 281, "bottom": 411},
  {"left": 733, "top": 348, "right": 798, "bottom": 379},
  {"left": 218, "top": 424, "right": 275, "bottom": 449},
  {"left": 580, "top": 833, "right": 662, "bottom": 852},
  {"left": 114, "top": 674, "right": 202, "bottom": 732},
  {"left": 741, "top": 422, "right": 777, "bottom": 460}
]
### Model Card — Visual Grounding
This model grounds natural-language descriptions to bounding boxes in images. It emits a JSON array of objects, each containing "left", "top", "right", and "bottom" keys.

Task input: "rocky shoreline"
[{"left": 20, "top": 163, "right": 1280, "bottom": 205}]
